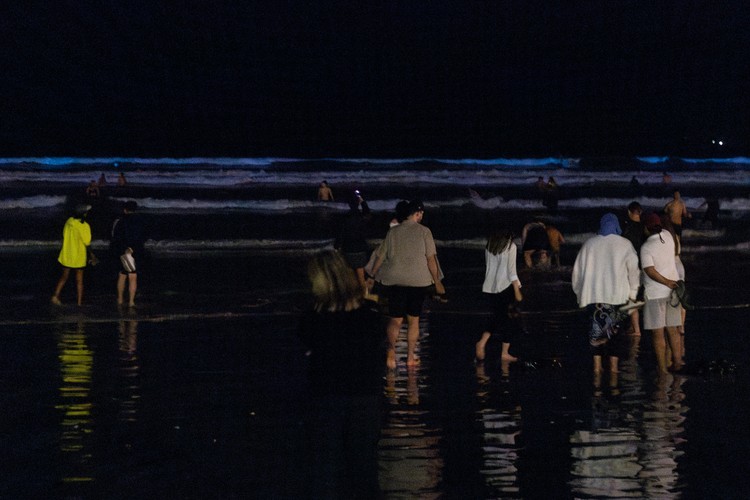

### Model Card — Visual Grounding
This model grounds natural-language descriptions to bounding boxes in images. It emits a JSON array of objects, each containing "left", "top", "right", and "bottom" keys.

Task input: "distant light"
[
  {"left": 712, "top": 140, "right": 716, "bottom": 144},
  {"left": 719, "top": 141, "right": 724, "bottom": 146}
]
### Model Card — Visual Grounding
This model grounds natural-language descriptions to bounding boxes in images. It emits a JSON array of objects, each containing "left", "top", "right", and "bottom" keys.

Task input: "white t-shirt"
[{"left": 640, "top": 230, "right": 679, "bottom": 300}]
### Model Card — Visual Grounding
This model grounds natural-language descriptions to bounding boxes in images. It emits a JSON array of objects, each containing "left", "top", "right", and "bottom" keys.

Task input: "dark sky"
[{"left": 2, "top": 1, "right": 748, "bottom": 157}]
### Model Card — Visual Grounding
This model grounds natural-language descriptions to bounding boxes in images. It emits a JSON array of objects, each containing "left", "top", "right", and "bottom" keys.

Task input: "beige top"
[{"left": 376, "top": 219, "right": 437, "bottom": 287}]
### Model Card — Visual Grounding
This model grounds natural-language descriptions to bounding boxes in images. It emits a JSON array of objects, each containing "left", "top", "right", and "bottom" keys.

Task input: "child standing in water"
[{"left": 475, "top": 226, "right": 523, "bottom": 363}]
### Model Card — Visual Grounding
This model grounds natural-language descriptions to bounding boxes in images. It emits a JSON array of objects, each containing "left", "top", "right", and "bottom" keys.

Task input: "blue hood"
[{"left": 598, "top": 213, "right": 622, "bottom": 236}]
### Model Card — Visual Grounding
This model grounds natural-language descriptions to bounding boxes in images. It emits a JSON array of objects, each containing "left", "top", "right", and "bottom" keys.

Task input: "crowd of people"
[
  {"left": 297, "top": 183, "right": 699, "bottom": 495},
  {"left": 49, "top": 177, "right": 700, "bottom": 497}
]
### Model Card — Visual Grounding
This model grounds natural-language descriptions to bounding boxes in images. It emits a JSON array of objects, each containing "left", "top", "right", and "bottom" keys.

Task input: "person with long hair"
[
  {"left": 51, "top": 204, "right": 95, "bottom": 306},
  {"left": 475, "top": 226, "right": 523, "bottom": 363},
  {"left": 299, "top": 250, "right": 387, "bottom": 498}
]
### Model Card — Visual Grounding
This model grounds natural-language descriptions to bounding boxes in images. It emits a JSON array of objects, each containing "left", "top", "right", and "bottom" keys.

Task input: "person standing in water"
[
  {"left": 572, "top": 213, "right": 641, "bottom": 376},
  {"left": 664, "top": 188, "right": 691, "bottom": 238},
  {"left": 335, "top": 190, "right": 372, "bottom": 295},
  {"left": 110, "top": 201, "right": 146, "bottom": 308},
  {"left": 475, "top": 225, "right": 523, "bottom": 364},
  {"left": 317, "top": 180, "right": 334, "bottom": 201},
  {"left": 52, "top": 204, "right": 94, "bottom": 306},
  {"left": 640, "top": 212, "right": 682, "bottom": 374},
  {"left": 370, "top": 200, "right": 445, "bottom": 369}
]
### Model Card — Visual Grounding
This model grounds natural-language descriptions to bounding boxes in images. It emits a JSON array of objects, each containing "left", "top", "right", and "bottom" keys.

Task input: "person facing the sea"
[
  {"left": 621, "top": 201, "right": 645, "bottom": 336},
  {"left": 117, "top": 172, "right": 127, "bottom": 186},
  {"left": 572, "top": 213, "right": 641, "bottom": 376},
  {"left": 370, "top": 200, "right": 445, "bottom": 369},
  {"left": 317, "top": 180, "right": 334, "bottom": 201},
  {"left": 545, "top": 224, "right": 565, "bottom": 267},
  {"left": 664, "top": 189, "right": 691, "bottom": 238},
  {"left": 110, "top": 201, "right": 146, "bottom": 308},
  {"left": 474, "top": 225, "right": 523, "bottom": 365},
  {"left": 52, "top": 204, "right": 94, "bottom": 306},
  {"left": 640, "top": 213, "right": 682, "bottom": 374},
  {"left": 334, "top": 190, "right": 372, "bottom": 295},
  {"left": 298, "top": 250, "right": 386, "bottom": 498}
]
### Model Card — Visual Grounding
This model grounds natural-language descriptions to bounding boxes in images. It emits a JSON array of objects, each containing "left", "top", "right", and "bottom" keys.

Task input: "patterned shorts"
[{"left": 587, "top": 303, "right": 629, "bottom": 346}]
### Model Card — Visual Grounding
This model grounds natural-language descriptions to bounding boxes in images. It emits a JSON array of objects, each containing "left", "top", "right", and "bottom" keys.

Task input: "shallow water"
[
  {"left": 2, "top": 249, "right": 749, "bottom": 498},
  {"left": 2, "top": 158, "right": 750, "bottom": 497}
]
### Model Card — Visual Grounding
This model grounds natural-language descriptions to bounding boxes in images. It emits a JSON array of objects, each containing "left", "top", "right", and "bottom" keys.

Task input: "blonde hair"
[{"left": 307, "top": 250, "right": 363, "bottom": 312}]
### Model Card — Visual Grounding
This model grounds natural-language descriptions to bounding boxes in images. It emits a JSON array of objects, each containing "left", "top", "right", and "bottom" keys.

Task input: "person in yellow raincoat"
[{"left": 52, "top": 204, "right": 94, "bottom": 306}]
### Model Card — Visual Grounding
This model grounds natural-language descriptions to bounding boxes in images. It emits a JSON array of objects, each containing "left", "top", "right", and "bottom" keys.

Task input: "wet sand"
[{"left": 1, "top": 248, "right": 750, "bottom": 497}]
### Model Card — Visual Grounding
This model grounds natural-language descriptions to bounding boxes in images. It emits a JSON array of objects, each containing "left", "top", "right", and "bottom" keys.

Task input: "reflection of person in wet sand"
[
  {"left": 572, "top": 213, "right": 640, "bottom": 377},
  {"left": 317, "top": 180, "right": 334, "bottom": 201},
  {"left": 370, "top": 200, "right": 445, "bottom": 369},
  {"left": 475, "top": 226, "right": 523, "bottom": 364},
  {"left": 298, "top": 250, "right": 386, "bottom": 498},
  {"left": 52, "top": 204, "right": 94, "bottom": 306}
]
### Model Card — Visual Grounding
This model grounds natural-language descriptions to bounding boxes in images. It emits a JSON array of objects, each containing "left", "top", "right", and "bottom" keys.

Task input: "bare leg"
[
  {"left": 666, "top": 326, "right": 683, "bottom": 371},
  {"left": 386, "top": 317, "right": 403, "bottom": 369},
  {"left": 117, "top": 273, "right": 127, "bottom": 305},
  {"left": 75, "top": 269, "right": 84, "bottom": 306},
  {"left": 475, "top": 331, "right": 491, "bottom": 361},
  {"left": 354, "top": 267, "right": 367, "bottom": 296},
  {"left": 651, "top": 327, "right": 669, "bottom": 374},
  {"left": 609, "top": 356, "right": 619, "bottom": 374},
  {"left": 593, "top": 355, "right": 603, "bottom": 374},
  {"left": 500, "top": 342, "right": 517, "bottom": 362},
  {"left": 128, "top": 273, "right": 138, "bottom": 307},
  {"left": 630, "top": 309, "right": 641, "bottom": 336},
  {"left": 406, "top": 314, "right": 421, "bottom": 366},
  {"left": 53, "top": 268, "right": 71, "bottom": 303}
]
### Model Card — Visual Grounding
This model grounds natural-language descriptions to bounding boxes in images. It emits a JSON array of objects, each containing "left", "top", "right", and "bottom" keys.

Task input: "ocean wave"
[
  {"left": 1, "top": 231, "right": 740, "bottom": 254},
  {"left": 0, "top": 195, "right": 66, "bottom": 209},
  {"left": 4, "top": 192, "right": 750, "bottom": 213},
  {"left": 1, "top": 159, "right": 748, "bottom": 188}
]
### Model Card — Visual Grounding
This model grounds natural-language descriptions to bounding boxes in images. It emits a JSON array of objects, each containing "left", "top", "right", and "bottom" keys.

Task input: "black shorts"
[{"left": 384, "top": 285, "right": 431, "bottom": 318}]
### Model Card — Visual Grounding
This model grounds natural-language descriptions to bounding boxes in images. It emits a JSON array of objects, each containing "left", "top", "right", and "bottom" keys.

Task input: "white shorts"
[{"left": 643, "top": 297, "right": 682, "bottom": 330}]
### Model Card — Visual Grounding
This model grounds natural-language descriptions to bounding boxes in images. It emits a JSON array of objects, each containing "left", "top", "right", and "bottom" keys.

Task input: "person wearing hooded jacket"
[
  {"left": 52, "top": 204, "right": 94, "bottom": 306},
  {"left": 572, "top": 213, "right": 640, "bottom": 376}
]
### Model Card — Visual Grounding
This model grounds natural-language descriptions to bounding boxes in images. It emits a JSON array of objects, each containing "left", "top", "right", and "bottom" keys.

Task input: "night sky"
[{"left": 2, "top": 2, "right": 748, "bottom": 158}]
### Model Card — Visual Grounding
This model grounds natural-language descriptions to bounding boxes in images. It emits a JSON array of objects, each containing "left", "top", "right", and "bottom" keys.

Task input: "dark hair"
[
  {"left": 124, "top": 200, "right": 138, "bottom": 212},
  {"left": 394, "top": 200, "right": 410, "bottom": 222},
  {"left": 406, "top": 199, "right": 424, "bottom": 216},
  {"left": 486, "top": 227, "right": 513, "bottom": 255},
  {"left": 627, "top": 201, "right": 642, "bottom": 213}
]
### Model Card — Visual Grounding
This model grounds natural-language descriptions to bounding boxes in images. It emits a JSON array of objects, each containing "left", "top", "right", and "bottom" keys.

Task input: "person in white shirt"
[
  {"left": 475, "top": 226, "right": 523, "bottom": 364},
  {"left": 572, "top": 213, "right": 640, "bottom": 376},
  {"left": 640, "top": 212, "right": 682, "bottom": 374}
]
